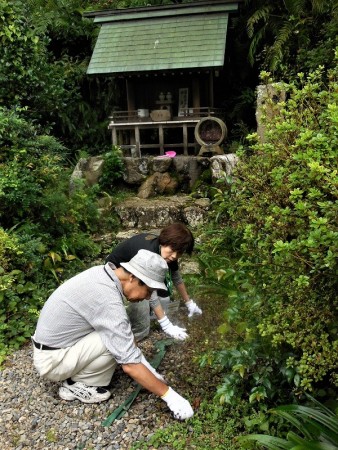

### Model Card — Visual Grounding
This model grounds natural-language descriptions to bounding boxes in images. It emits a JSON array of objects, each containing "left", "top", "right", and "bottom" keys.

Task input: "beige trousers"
[
  {"left": 124, "top": 299, "right": 151, "bottom": 341},
  {"left": 125, "top": 296, "right": 171, "bottom": 341},
  {"left": 32, "top": 331, "right": 117, "bottom": 386}
]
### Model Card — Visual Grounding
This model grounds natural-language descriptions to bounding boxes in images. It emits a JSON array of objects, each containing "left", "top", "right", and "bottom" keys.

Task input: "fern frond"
[
  {"left": 248, "top": 25, "right": 267, "bottom": 66},
  {"left": 333, "top": 0, "right": 338, "bottom": 15},
  {"left": 310, "top": 0, "right": 333, "bottom": 15},
  {"left": 284, "top": 0, "right": 307, "bottom": 16},
  {"left": 266, "top": 21, "right": 294, "bottom": 70},
  {"left": 238, "top": 433, "right": 294, "bottom": 449},
  {"left": 247, "top": 5, "right": 274, "bottom": 38}
]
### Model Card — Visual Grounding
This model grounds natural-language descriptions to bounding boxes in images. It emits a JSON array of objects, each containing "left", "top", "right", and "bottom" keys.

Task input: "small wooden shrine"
[{"left": 85, "top": 0, "right": 242, "bottom": 155}]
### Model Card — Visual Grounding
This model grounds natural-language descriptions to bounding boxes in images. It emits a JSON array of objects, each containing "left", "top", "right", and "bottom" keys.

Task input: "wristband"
[
  {"left": 161, "top": 388, "right": 170, "bottom": 399},
  {"left": 158, "top": 316, "right": 170, "bottom": 327}
]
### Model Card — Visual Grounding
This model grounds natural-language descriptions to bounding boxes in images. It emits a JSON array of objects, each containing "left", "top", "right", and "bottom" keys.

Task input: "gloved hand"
[
  {"left": 140, "top": 354, "right": 166, "bottom": 383},
  {"left": 186, "top": 299, "right": 202, "bottom": 318},
  {"left": 158, "top": 316, "right": 188, "bottom": 340},
  {"left": 161, "top": 387, "right": 194, "bottom": 420}
]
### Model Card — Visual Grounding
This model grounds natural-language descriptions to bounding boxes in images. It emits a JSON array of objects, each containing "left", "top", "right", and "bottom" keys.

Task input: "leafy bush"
[
  {"left": 0, "top": 1, "right": 65, "bottom": 125},
  {"left": 0, "top": 107, "right": 104, "bottom": 362},
  {"left": 0, "top": 228, "right": 47, "bottom": 364},
  {"left": 98, "top": 146, "right": 125, "bottom": 192},
  {"left": 202, "top": 58, "right": 338, "bottom": 400},
  {"left": 239, "top": 396, "right": 338, "bottom": 450},
  {"left": 197, "top": 250, "right": 298, "bottom": 406},
  {"left": 0, "top": 0, "right": 114, "bottom": 152},
  {"left": 0, "top": 107, "right": 101, "bottom": 240}
]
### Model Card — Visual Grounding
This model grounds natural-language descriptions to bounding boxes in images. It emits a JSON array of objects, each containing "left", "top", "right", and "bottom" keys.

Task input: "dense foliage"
[
  {"left": 199, "top": 60, "right": 338, "bottom": 407},
  {"left": 98, "top": 146, "right": 125, "bottom": 192},
  {"left": 244, "top": 0, "right": 338, "bottom": 75},
  {"left": 0, "top": 0, "right": 117, "bottom": 153},
  {"left": 0, "top": 107, "right": 104, "bottom": 362},
  {"left": 240, "top": 396, "right": 338, "bottom": 449}
]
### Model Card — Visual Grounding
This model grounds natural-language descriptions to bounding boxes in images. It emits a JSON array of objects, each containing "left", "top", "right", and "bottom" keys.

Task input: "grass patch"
[{"left": 130, "top": 400, "right": 247, "bottom": 450}]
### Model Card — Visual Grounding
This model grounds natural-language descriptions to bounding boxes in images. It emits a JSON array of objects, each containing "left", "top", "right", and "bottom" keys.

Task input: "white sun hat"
[{"left": 121, "top": 249, "right": 168, "bottom": 290}]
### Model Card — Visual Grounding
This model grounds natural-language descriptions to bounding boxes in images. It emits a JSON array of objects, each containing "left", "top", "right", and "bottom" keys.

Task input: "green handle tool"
[{"left": 102, "top": 338, "right": 175, "bottom": 426}]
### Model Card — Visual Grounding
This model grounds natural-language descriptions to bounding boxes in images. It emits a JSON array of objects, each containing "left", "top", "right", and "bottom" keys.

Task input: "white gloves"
[
  {"left": 158, "top": 316, "right": 188, "bottom": 340},
  {"left": 186, "top": 299, "right": 202, "bottom": 317},
  {"left": 161, "top": 387, "right": 194, "bottom": 420},
  {"left": 140, "top": 354, "right": 165, "bottom": 383}
]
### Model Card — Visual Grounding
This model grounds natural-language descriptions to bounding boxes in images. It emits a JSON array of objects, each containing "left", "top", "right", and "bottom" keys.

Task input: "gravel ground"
[{"left": 0, "top": 307, "right": 205, "bottom": 450}]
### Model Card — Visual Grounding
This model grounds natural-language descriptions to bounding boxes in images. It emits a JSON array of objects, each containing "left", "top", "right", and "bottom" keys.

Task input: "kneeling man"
[{"left": 32, "top": 249, "right": 193, "bottom": 420}]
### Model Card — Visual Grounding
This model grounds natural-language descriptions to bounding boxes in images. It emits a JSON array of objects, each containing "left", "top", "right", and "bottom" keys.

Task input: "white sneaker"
[{"left": 59, "top": 380, "right": 111, "bottom": 403}]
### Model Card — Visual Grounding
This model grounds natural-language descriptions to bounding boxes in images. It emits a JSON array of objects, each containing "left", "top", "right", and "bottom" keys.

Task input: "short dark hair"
[{"left": 159, "top": 223, "right": 194, "bottom": 255}]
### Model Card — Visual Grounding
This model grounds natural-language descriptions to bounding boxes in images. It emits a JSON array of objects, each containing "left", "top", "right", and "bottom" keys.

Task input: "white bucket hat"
[{"left": 120, "top": 249, "right": 168, "bottom": 290}]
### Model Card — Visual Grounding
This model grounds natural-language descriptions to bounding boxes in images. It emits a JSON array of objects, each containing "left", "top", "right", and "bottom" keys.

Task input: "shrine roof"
[{"left": 85, "top": 0, "right": 240, "bottom": 76}]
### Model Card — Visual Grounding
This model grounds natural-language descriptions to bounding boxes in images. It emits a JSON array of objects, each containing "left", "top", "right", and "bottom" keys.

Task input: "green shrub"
[
  {"left": 197, "top": 250, "right": 298, "bottom": 406},
  {"left": 0, "top": 107, "right": 102, "bottom": 239},
  {"left": 239, "top": 396, "right": 338, "bottom": 450},
  {"left": 203, "top": 58, "right": 338, "bottom": 400},
  {"left": 0, "top": 107, "right": 104, "bottom": 362},
  {"left": 0, "top": 228, "right": 47, "bottom": 363},
  {"left": 98, "top": 146, "right": 125, "bottom": 193}
]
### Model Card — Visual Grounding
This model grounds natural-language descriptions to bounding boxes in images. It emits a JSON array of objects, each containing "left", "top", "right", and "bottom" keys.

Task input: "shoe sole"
[{"left": 59, "top": 387, "right": 111, "bottom": 404}]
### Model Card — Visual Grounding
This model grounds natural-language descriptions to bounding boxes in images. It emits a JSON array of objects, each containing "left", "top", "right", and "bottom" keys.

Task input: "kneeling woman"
[{"left": 105, "top": 222, "right": 202, "bottom": 341}]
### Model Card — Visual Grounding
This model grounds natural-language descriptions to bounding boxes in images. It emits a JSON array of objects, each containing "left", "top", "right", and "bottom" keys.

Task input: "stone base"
[{"left": 114, "top": 195, "right": 210, "bottom": 229}]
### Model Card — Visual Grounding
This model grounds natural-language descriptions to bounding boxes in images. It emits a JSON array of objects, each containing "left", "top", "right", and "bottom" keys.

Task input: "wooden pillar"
[
  {"left": 159, "top": 125, "right": 164, "bottom": 154},
  {"left": 126, "top": 79, "right": 136, "bottom": 148},
  {"left": 183, "top": 124, "right": 188, "bottom": 155},
  {"left": 192, "top": 78, "right": 200, "bottom": 111},
  {"left": 126, "top": 79, "right": 135, "bottom": 114},
  {"left": 209, "top": 71, "right": 214, "bottom": 108},
  {"left": 112, "top": 127, "right": 117, "bottom": 146},
  {"left": 135, "top": 126, "right": 140, "bottom": 154}
]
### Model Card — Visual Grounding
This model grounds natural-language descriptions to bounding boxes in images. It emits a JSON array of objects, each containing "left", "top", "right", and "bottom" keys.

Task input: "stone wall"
[
  {"left": 71, "top": 154, "right": 239, "bottom": 198},
  {"left": 70, "top": 154, "right": 239, "bottom": 230}
]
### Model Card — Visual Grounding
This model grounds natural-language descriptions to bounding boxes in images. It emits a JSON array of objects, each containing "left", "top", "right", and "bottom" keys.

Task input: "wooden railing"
[
  {"left": 109, "top": 107, "right": 224, "bottom": 123},
  {"left": 109, "top": 110, "right": 139, "bottom": 122},
  {"left": 177, "top": 107, "right": 224, "bottom": 118}
]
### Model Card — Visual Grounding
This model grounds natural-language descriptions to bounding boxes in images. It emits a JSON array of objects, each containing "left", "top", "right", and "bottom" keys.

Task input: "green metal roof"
[{"left": 86, "top": 2, "right": 238, "bottom": 75}]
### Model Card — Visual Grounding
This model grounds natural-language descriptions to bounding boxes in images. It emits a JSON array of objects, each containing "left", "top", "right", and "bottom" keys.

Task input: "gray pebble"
[{"left": 0, "top": 329, "right": 187, "bottom": 449}]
